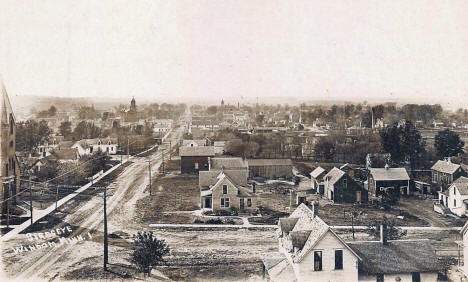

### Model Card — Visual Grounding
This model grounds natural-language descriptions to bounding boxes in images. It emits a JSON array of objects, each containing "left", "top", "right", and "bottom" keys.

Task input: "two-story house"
[
  {"left": 431, "top": 159, "right": 466, "bottom": 191},
  {"left": 323, "top": 167, "right": 368, "bottom": 204},
  {"left": 442, "top": 176, "right": 468, "bottom": 217},
  {"left": 266, "top": 204, "right": 441, "bottom": 282},
  {"left": 200, "top": 172, "right": 256, "bottom": 213},
  {"left": 266, "top": 204, "right": 361, "bottom": 282}
]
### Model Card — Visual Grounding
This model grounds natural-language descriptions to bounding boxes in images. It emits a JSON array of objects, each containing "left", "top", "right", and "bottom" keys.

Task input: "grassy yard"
[
  {"left": 250, "top": 188, "right": 430, "bottom": 226},
  {"left": 136, "top": 174, "right": 200, "bottom": 224}
]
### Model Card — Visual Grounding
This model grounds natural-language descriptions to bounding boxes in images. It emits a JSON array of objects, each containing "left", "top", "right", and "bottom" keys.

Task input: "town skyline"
[{"left": 1, "top": 0, "right": 467, "bottom": 107}]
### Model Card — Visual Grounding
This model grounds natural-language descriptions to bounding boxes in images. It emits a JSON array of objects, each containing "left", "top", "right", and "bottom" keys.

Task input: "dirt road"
[
  {"left": 398, "top": 197, "right": 465, "bottom": 227},
  {"left": 1, "top": 127, "right": 183, "bottom": 281}
]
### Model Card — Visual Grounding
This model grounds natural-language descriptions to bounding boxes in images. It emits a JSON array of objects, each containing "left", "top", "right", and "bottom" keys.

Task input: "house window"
[
  {"left": 195, "top": 162, "right": 199, "bottom": 169},
  {"left": 220, "top": 198, "right": 230, "bottom": 208},
  {"left": 313, "top": 251, "right": 322, "bottom": 271},
  {"left": 223, "top": 185, "right": 228, "bottom": 194},
  {"left": 334, "top": 250, "right": 343, "bottom": 270},
  {"left": 454, "top": 199, "right": 456, "bottom": 207},
  {"left": 412, "top": 272, "right": 420, "bottom": 282},
  {"left": 343, "top": 177, "right": 347, "bottom": 187},
  {"left": 10, "top": 115, "right": 14, "bottom": 134},
  {"left": 90, "top": 147, "right": 94, "bottom": 153},
  {"left": 376, "top": 274, "right": 384, "bottom": 282},
  {"left": 247, "top": 198, "right": 252, "bottom": 207},
  {"left": 454, "top": 188, "right": 456, "bottom": 195},
  {"left": 9, "top": 141, "right": 13, "bottom": 148}
]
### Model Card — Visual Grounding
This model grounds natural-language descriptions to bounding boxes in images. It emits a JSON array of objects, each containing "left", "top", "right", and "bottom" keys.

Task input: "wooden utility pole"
[
  {"left": 127, "top": 138, "right": 130, "bottom": 160},
  {"left": 29, "top": 175, "right": 33, "bottom": 225},
  {"left": 103, "top": 186, "right": 108, "bottom": 270},
  {"left": 148, "top": 159, "right": 152, "bottom": 196},
  {"left": 55, "top": 184, "right": 59, "bottom": 210},
  {"left": 162, "top": 149, "right": 165, "bottom": 174},
  {"left": 169, "top": 140, "right": 172, "bottom": 160},
  {"left": 6, "top": 181, "right": 10, "bottom": 229}
]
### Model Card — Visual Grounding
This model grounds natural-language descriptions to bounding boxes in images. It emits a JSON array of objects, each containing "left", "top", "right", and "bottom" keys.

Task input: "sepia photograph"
[{"left": 1, "top": 0, "right": 468, "bottom": 281}]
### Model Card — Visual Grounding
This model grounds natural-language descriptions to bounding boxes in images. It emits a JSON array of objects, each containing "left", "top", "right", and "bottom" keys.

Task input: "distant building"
[
  {"left": 365, "top": 153, "right": 391, "bottom": 169},
  {"left": 49, "top": 148, "right": 80, "bottom": 163},
  {"left": 367, "top": 166, "right": 410, "bottom": 200},
  {"left": 179, "top": 146, "right": 215, "bottom": 174},
  {"left": 71, "top": 138, "right": 118, "bottom": 156},
  {"left": 124, "top": 97, "right": 138, "bottom": 122},
  {"left": 310, "top": 166, "right": 327, "bottom": 195},
  {"left": 1, "top": 78, "right": 21, "bottom": 208},
  {"left": 431, "top": 159, "right": 466, "bottom": 190},
  {"left": 323, "top": 167, "right": 367, "bottom": 203},
  {"left": 247, "top": 159, "right": 293, "bottom": 179}
]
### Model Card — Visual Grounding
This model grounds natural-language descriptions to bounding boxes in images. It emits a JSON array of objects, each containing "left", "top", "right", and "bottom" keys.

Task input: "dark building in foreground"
[
  {"left": 1, "top": 78, "right": 21, "bottom": 212},
  {"left": 179, "top": 146, "right": 215, "bottom": 174}
]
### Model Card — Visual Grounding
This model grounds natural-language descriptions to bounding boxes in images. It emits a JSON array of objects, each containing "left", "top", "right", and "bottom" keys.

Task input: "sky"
[{"left": 0, "top": 0, "right": 467, "bottom": 106}]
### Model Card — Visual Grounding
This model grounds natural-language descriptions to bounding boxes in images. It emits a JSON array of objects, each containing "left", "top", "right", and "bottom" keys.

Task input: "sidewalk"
[{"left": 0, "top": 160, "right": 128, "bottom": 241}]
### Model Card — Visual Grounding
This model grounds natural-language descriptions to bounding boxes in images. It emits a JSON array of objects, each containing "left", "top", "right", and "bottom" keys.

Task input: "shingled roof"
[
  {"left": 247, "top": 159, "right": 292, "bottom": 166},
  {"left": 279, "top": 217, "right": 299, "bottom": 234},
  {"left": 431, "top": 160, "right": 461, "bottom": 174},
  {"left": 179, "top": 146, "right": 215, "bottom": 157},
  {"left": 310, "top": 167, "right": 326, "bottom": 179},
  {"left": 323, "top": 167, "right": 345, "bottom": 185},
  {"left": 451, "top": 176, "right": 468, "bottom": 195},
  {"left": 210, "top": 157, "right": 248, "bottom": 170},
  {"left": 369, "top": 167, "right": 410, "bottom": 181},
  {"left": 348, "top": 240, "right": 441, "bottom": 274}
]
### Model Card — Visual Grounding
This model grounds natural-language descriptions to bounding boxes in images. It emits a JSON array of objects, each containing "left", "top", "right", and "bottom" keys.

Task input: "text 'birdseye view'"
[{"left": 1, "top": 1, "right": 468, "bottom": 281}]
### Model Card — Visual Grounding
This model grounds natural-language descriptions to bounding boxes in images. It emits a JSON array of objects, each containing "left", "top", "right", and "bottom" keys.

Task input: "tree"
[
  {"left": 130, "top": 231, "right": 170, "bottom": 276},
  {"left": 380, "top": 121, "right": 425, "bottom": 168},
  {"left": 16, "top": 120, "right": 52, "bottom": 157},
  {"left": 59, "top": 121, "right": 72, "bottom": 139},
  {"left": 315, "top": 137, "right": 335, "bottom": 162},
  {"left": 72, "top": 121, "right": 102, "bottom": 140},
  {"left": 207, "top": 105, "right": 218, "bottom": 115},
  {"left": 365, "top": 216, "right": 407, "bottom": 240},
  {"left": 435, "top": 129, "right": 465, "bottom": 158},
  {"left": 48, "top": 105, "right": 57, "bottom": 117}
]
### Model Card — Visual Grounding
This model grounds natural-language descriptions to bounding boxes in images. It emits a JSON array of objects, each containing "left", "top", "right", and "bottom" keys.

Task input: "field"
[{"left": 135, "top": 173, "right": 200, "bottom": 224}]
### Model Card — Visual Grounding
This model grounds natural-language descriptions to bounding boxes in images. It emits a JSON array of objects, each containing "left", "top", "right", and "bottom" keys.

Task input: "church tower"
[{"left": 130, "top": 97, "right": 137, "bottom": 112}]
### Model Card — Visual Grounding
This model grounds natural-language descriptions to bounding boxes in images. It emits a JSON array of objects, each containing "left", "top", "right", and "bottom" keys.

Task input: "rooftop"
[
  {"left": 369, "top": 167, "right": 410, "bottom": 181},
  {"left": 179, "top": 146, "right": 215, "bottom": 157},
  {"left": 348, "top": 240, "right": 441, "bottom": 274},
  {"left": 210, "top": 157, "right": 248, "bottom": 170},
  {"left": 323, "top": 167, "right": 345, "bottom": 185},
  {"left": 310, "top": 166, "right": 326, "bottom": 179},
  {"left": 247, "top": 158, "right": 292, "bottom": 166},
  {"left": 431, "top": 159, "right": 461, "bottom": 174}
]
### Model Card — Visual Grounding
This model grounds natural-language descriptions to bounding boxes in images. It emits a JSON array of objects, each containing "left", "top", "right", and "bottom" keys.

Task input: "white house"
[
  {"left": 446, "top": 177, "right": 468, "bottom": 217},
  {"left": 266, "top": 204, "right": 361, "bottom": 282},
  {"left": 71, "top": 138, "right": 118, "bottom": 156},
  {"left": 266, "top": 204, "right": 441, "bottom": 282}
]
